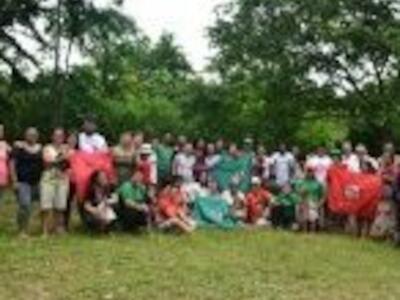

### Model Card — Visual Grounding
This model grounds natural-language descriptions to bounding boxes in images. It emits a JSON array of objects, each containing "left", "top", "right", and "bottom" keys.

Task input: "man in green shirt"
[{"left": 117, "top": 171, "right": 149, "bottom": 231}]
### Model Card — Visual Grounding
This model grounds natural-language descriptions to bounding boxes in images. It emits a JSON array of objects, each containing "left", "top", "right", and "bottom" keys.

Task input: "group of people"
[{"left": 0, "top": 117, "right": 399, "bottom": 243}]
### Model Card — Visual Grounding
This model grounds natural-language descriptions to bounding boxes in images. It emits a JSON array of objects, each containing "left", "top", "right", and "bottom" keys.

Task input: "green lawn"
[{"left": 0, "top": 196, "right": 400, "bottom": 300}]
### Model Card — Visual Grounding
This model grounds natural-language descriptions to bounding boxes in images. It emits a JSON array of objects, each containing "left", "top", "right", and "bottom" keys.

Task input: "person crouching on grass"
[
  {"left": 294, "top": 167, "right": 324, "bottom": 232},
  {"left": 117, "top": 170, "right": 150, "bottom": 232},
  {"left": 245, "top": 177, "right": 272, "bottom": 227},
  {"left": 271, "top": 183, "right": 300, "bottom": 230},
  {"left": 81, "top": 171, "right": 118, "bottom": 233},
  {"left": 155, "top": 176, "right": 196, "bottom": 233}
]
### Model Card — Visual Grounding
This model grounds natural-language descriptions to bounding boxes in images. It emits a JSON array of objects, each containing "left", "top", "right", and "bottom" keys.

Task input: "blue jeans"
[{"left": 16, "top": 182, "right": 39, "bottom": 232}]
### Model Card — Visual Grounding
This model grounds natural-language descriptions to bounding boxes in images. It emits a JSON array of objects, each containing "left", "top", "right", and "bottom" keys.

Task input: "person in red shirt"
[
  {"left": 245, "top": 177, "right": 272, "bottom": 226},
  {"left": 156, "top": 176, "right": 195, "bottom": 233},
  {"left": 136, "top": 144, "right": 157, "bottom": 186}
]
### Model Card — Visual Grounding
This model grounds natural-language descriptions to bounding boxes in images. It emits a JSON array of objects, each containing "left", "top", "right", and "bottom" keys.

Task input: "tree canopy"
[{"left": 1, "top": 0, "right": 400, "bottom": 152}]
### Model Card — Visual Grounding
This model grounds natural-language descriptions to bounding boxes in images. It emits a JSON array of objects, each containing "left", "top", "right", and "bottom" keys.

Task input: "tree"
[{"left": 209, "top": 0, "right": 400, "bottom": 147}]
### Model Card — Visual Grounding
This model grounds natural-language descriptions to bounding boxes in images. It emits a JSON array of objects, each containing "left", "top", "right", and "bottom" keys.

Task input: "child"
[
  {"left": 271, "top": 183, "right": 300, "bottom": 229},
  {"left": 294, "top": 167, "right": 324, "bottom": 232},
  {"left": 370, "top": 200, "right": 396, "bottom": 240},
  {"left": 156, "top": 176, "right": 196, "bottom": 233}
]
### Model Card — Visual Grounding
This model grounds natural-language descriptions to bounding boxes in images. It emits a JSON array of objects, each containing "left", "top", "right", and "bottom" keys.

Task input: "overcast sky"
[{"left": 119, "top": 0, "right": 229, "bottom": 72}]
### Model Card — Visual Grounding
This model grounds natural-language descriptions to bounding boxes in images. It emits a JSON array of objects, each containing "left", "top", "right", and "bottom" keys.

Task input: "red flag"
[
  {"left": 327, "top": 165, "right": 382, "bottom": 219},
  {"left": 69, "top": 151, "right": 116, "bottom": 201}
]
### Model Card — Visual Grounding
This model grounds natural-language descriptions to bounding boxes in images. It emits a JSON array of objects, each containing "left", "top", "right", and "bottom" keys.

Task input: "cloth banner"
[
  {"left": 327, "top": 165, "right": 382, "bottom": 219},
  {"left": 212, "top": 153, "right": 252, "bottom": 192},
  {"left": 193, "top": 196, "right": 237, "bottom": 229},
  {"left": 69, "top": 151, "right": 116, "bottom": 201}
]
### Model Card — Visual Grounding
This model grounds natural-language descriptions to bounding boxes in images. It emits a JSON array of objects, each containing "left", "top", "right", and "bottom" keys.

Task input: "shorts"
[
  {"left": 298, "top": 201, "right": 320, "bottom": 223},
  {"left": 40, "top": 178, "right": 69, "bottom": 211}
]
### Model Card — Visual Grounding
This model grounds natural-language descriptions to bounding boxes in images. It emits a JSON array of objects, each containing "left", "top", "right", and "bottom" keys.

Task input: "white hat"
[
  {"left": 251, "top": 177, "right": 261, "bottom": 185},
  {"left": 355, "top": 144, "right": 367, "bottom": 153},
  {"left": 140, "top": 143, "right": 153, "bottom": 155}
]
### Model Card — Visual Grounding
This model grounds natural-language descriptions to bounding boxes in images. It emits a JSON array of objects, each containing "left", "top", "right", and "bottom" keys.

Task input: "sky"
[{"left": 119, "top": 0, "right": 229, "bottom": 72}]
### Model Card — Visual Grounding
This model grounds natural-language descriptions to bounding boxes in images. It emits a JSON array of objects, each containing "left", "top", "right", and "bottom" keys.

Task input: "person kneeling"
[
  {"left": 156, "top": 176, "right": 196, "bottom": 233},
  {"left": 117, "top": 171, "right": 150, "bottom": 232},
  {"left": 81, "top": 171, "right": 117, "bottom": 233},
  {"left": 271, "top": 183, "right": 300, "bottom": 230},
  {"left": 245, "top": 177, "right": 272, "bottom": 227}
]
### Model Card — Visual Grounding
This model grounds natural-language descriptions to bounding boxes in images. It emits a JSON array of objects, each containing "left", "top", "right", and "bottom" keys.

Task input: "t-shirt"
[
  {"left": 276, "top": 192, "right": 300, "bottom": 207},
  {"left": 79, "top": 132, "right": 107, "bottom": 153},
  {"left": 12, "top": 146, "right": 43, "bottom": 184},
  {"left": 118, "top": 181, "right": 147, "bottom": 204},
  {"left": 294, "top": 179, "right": 323, "bottom": 203},
  {"left": 306, "top": 155, "right": 332, "bottom": 184},
  {"left": 253, "top": 155, "right": 273, "bottom": 180},
  {"left": 137, "top": 156, "right": 157, "bottom": 185},
  {"left": 173, "top": 152, "right": 196, "bottom": 182},
  {"left": 112, "top": 146, "right": 136, "bottom": 184},
  {"left": 342, "top": 153, "right": 360, "bottom": 173},
  {"left": 271, "top": 152, "right": 295, "bottom": 186},
  {"left": 42, "top": 144, "right": 69, "bottom": 179}
]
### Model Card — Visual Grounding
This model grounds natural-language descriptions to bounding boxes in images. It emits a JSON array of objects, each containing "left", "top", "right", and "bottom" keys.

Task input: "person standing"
[
  {"left": 294, "top": 167, "right": 324, "bottom": 232},
  {"left": 78, "top": 116, "right": 108, "bottom": 153},
  {"left": 64, "top": 131, "right": 78, "bottom": 230},
  {"left": 0, "top": 124, "right": 11, "bottom": 204},
  {"left": 271, "top": 144, "right": 296, "bottom": 187},
  {"left": 193, "top": 145, "right": 207, "bottom": 183},
  {"left": 155, "top": 133, "right": 175, "bottom": 186},
  {"left": 253, "top": 145, "right": 273, "bottom": 183},
  {"left": 136, "top": 144, "right": 158, "bottom": 188},
  {"left": 40, "top": 128, "right": 70, "bottom": 236},
  {"left": 172, "top": 142, "right": 196, "bottom": 183},
  {"left": 305, "top": 146, "right": 332, "bottom": 185},
  {"left": 10, "top": 127, "right": 43, "bottom": 237},
  {"left": 355, "top": 144, "right": 378, "bottom": 172},
  {"left": 342, "top": 141, "right": 360, "bottom": 173},
  {"left": 112, "top": 132, "right": 136, "bottom": 185},
  {"left": 205, "top": 143, "right": 221, "bottom": 178}
]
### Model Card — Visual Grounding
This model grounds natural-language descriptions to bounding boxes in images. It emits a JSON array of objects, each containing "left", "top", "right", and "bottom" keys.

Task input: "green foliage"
[
  {"left": 295, "top": 117, "right": 349, "bottom": 151},
  {"left": 2, "top": 0, "right": 400, "bottom": 150},
  {"left": 209, "top": 0, "right": 400, "bottom": 149}
]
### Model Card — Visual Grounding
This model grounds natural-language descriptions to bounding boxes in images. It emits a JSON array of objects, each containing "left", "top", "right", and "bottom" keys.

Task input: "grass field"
[{"left": 1, "top": 196, "right": 400, "bottom": 300}]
